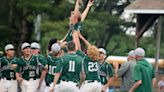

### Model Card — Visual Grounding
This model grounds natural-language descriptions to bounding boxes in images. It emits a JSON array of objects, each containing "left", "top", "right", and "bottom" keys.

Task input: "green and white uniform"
[
  {"left": 133, "top": 59, "right": 155, "bottom": 92},
  {"left": 55, "top": 53, "right": 83, "bottom": 92},
  {"left": 65, "top": 22, "right": 83, "bottom": 42},
  {"left": 99, "top": 62, "right": 113, "bottom": 85},
  {"left": 99, "top": 61, "right": 113, "bottom": 92},
  {"left": 74, "top": 22, "right": 83, "bottom": 31},
  {"left": 45, "top": 54, "right": 61, "bottom": 92},
  {"left": 36, "top": 54, "right": 47, "bottom": 78},
  {"left": 16, "top": 55, "right": 47, "bottom": 80},
  {"left": 0, "top": 58, "right": 1, "bottom": 90},
  {"left": 16, "top": 55, "right": 47, "bottom": 92},
  {"left": 36, "top": 54, "right": 47, "bottom": 92},
  {"left": 0, "top": 58, "right": 2, "bottom": 79},
  {"left": 76, "top": 50, "right": 102, "bottom": 92},
  {"left": 66, "top": 29, "right": 73, "bottom": 42},
  {"left": 0, "top": 56, "right": 18, "bottom": 92}
]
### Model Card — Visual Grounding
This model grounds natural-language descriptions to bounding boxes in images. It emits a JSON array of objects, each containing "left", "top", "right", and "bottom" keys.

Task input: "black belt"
[
  {"left": 2, "top": 77, "right": 16, "bottom": 80},
  {"left": 25, "top": 77, "right": 37, "bottom": 81},
  {"left": 46, "top": 82, "right": 50, "bottom": 86},
  {"left": 85, "top": 80, "right": 99, "bottom": 83},
  {"left": 61, "top": 80, "right": 77, "bottom": 83}
]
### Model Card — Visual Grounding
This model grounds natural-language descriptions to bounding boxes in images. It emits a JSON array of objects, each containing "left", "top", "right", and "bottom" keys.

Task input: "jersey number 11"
[{"left": 68, "top": 60, "right": 75, "bottom": 72}]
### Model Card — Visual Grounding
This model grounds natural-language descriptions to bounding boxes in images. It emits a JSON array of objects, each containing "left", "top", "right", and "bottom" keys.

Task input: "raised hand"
[{"left": 87, "top": 0, "right": 94, "bottom": 8}]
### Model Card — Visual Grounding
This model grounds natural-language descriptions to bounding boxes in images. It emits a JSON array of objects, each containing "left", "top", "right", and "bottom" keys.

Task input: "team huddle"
[
  {"left": 0, "top": 40, "right": 114, "bottom": 92},
  {"left": 0, "top": 0, "right": 156, "bottom": 92}
]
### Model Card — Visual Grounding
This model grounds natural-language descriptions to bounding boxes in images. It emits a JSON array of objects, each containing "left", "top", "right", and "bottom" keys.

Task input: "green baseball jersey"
[
  {"left": 99, "top": 61, "right": 113, "bottom": 85},
  {"left": 16, "top": 55, "right": 47, "bottom": 80},
  {"left": 36, "top": 54, "right": 47, "bottom": 78},
  {"left": 76, "top": 50, "right": 100, "bottom": 81},
  {"left": 46, "top": 54, "right": 60, "bottom": 84},
  {"left": 0, "top": 55, "right": 3, "bottom": 58},
  {"left": 66, "top": 29, "right": 73, "bottom": 42},
  {"left": 74, "top": 22, "right": 83, "bottom": 31},
  {"left": 55, "top": 53, "right": 82, "bottom": 83},
  {"left": 0, "top": 56, "right": 18, "bottom": 79},
  {"left": 133, "top": 59, "right": 155, "bottom": 92},
  {"left": 0, "top": 58, "right": 1, "bottom": 78},
  {"left": 65, "top": 22, "right": 83, "bottom": 42}
]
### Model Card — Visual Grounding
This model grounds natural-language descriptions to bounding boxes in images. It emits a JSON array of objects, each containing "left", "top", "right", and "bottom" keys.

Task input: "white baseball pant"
[
  {"left": 37, "top": 80, "right": 46, "bottom": 92},
  {"left": 0, "top": 78, "right": 18, "bottom": 92},
  {"left": 21, "top": 79, "right": 39, "bottom": 92},
  {"left": 57, "top": 81, "right": 79, "bottom": 92},
  {"left": 80, "top": 80, "right": 101, "bottom": 92},
  {"left": 45, "top": 83, "right": 59, "bottom": 92}
]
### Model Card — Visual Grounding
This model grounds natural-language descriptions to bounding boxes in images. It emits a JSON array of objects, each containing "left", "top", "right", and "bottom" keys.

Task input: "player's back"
[
  {"left": 83, "top": 56, "right": 100, "bottom": 81},
  {"left": 60, "top": 53, "right": 82, "bottom": 83}
]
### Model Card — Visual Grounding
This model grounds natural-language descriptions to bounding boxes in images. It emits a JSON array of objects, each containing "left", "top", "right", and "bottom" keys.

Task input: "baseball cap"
[
  {"left": 99, "top": 48, "right": 106, "bottom": 55},
  {"left": 135, "top": 47, "right": 145, "bottom": 57},
  {"left": 5, "top": 44, "right": 14, "bottom": 51},
  {"left": 51, "top": 43, "right": 61, "bottom": 53},
  {"left": 31, "top": 42, "right": 40, "bottom": 49},
  {"left": 128, "top": 50, "right": 135, "bottom": 57},
  {"left": 21, "top": 42, "right": 30, "bottom": 50}
]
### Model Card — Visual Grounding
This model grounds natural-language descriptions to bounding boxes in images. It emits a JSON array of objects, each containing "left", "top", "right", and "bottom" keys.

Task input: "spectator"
[
  {"left": 129, "top": 47, "right": 156, "bottom": 92},
  {"left": 158, "top": 76, "right": 164, "bottom": 92}
]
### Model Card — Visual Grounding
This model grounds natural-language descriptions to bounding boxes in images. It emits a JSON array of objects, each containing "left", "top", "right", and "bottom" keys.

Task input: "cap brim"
[
  {"left": 22, "top": 46, "right": 30, "bottom": 50},
  {"left": 99, "top": 51, "right": 105, "bottom": 55},
  {"left": 6, "top": 49, "right": 15, "bottom": 51},
  {"left": 31, "top": 47, "right": 39, "bottom": 49}
]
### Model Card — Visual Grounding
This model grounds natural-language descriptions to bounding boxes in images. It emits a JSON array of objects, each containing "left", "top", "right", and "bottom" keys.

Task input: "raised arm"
[
  {"left": 78, "top": 32, "right": 91, "bottom": 47},
  {"left": 60, "top": 30, "right": 69, "bottom": 42},
  {"left": 81, "top": 0, "right": 94, "bottom": 22},
  {"left": 74, "top": 0, "right": 80, "bottom": 21}
]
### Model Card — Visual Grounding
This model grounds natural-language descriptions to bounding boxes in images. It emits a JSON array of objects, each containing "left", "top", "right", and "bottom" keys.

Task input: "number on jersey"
[
  {"left": 88, "top": 62, "right": 98, "bottom": 72},
  {"left": 29, "top": 71, "right": 35, "bottom": 77},
  {"left": 48, "top": 65, "right": 56, "bottom": 75},
  {"left": 68, "top": 60, "right": 75, "bottom": 72},
  {"left": 10, "top": 72, "right": 14, "bottom": 78}
]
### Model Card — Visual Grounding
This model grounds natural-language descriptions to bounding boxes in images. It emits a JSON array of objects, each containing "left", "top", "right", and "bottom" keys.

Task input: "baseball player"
[
  {"left": 76, "top": 45, "right": 102, "bottom": 92},
  {"left": 50, "top": 41, "right": 83, "bottom": 92},
  {"left": 0, "top": 57, "right": 1, "bottom": 91},
  {"left": 0, "top": 51, "right": 3, "bottom": 58},
  {"left": 31, "top": 42, "right": 48, "bottom": 92},
  {"left": 0, "top": 44, "right": 18, "bottom": 92},
  {"left": 15, "top": 42, "right": 47, "bottom": 92},
  {"left": 61, "top": 0, "right": 94, "bottom": 50},
  {"left": 98, "top": 48, "right": 113, "bottom": 92},
  {"left": 45, "top": 43, "right": 62, "bottom": 92}
]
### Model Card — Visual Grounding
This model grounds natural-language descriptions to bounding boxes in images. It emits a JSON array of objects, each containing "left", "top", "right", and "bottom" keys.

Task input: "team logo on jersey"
[
  {"left": 23, "top": 65, "right": 36, "bottom": 70},
  {"left": 99, "top": 71, "right": 107, "bottom": 76},
  {"left": 1, "top": 65, "right": 14, "bottom": 70}
]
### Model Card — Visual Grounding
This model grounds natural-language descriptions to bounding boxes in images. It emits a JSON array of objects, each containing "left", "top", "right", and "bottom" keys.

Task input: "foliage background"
[{"left": 0, "top": 0, "right": 163, "bottom": 58}]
